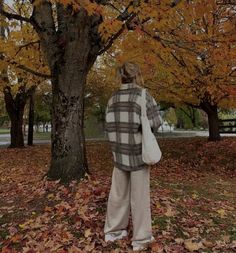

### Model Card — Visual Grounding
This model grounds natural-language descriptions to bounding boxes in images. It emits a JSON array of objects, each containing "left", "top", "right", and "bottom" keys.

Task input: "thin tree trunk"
[
  {"left": 28, "top": 87, "right": 36, "bottom": 146},
  {"left": 189, "top": 107, "right": 197, "bottom": 128},
  {"left": 200, "top": 102, "right": 221, "bottom": 141}
]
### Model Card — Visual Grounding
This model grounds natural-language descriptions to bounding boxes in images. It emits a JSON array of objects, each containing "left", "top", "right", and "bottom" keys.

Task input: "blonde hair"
[{"left": 116, "top": 62, "right": 144, "bottom": 86}]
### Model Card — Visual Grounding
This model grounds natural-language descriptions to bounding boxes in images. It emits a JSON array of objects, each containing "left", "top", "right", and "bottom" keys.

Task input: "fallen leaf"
[{"left": 184, "top": 239, "right": 204, "bottom": 252}]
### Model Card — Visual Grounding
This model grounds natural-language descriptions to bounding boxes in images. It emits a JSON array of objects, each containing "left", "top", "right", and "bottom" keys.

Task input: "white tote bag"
[{"left": 141, "top": 89, "right": 162, "bottom": 165}]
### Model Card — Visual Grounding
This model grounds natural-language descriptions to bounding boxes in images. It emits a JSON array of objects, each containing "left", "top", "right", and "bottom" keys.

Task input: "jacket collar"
[{"left": 120, "top": 83, "right": 138, "bottom": 90}]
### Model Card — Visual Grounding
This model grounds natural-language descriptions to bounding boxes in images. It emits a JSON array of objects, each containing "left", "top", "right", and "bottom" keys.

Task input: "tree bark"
[
  {"left": 200, "top": 102, "right": 221, "bottom": 141},
  {"left": 47, "top": 67, "right": 90, "bottom": 182},
  {"left": 28, "top": 87, "right": 36, "bottom": 146},
  {"left": 31, "top": 3, "right": 100, "bottom": 182},
  {"left": 3, "top": 86, "right": 27, "bottom": 148}
]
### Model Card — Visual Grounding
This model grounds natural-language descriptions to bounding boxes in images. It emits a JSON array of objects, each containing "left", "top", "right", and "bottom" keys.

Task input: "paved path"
[{"left": 0, "top": 130, "right": 235, "bottom": 147}]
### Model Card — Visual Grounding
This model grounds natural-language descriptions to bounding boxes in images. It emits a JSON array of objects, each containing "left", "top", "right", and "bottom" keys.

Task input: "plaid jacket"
[{"left": 105, "top": 83, "right": 161, "bottom": 171}]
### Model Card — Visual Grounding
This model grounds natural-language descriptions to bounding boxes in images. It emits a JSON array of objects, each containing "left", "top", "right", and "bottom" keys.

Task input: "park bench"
[{"left": 219, "top": 118, "right": 236, "bottom": 134}]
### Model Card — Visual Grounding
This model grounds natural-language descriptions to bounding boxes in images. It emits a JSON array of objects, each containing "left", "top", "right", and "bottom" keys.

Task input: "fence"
[{"left": 219, "top": 119, "right": 236, "bottom": 134}]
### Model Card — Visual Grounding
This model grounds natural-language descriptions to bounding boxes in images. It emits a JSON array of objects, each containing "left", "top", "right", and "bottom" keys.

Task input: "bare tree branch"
[
  {"left": 17, "top": 64, "right": 51, "bottom": 79},
  {"left": 14, "top": 40, "right": 40, "bottom": 57}
]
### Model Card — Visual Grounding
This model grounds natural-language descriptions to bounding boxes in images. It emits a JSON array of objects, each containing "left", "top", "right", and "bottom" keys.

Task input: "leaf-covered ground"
[{"left": 0, "top": 138, "right": 236, "bottom": 253}]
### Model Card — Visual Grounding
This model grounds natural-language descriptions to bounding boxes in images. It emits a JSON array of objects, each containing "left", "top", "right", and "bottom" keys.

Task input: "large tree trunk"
[
  {"left": 28, "top": 87, "right": 36, "bottom": 146},
  {"left": 200, "top": 102, "right": 221, "bottom": 141},
  {"left": 31, "top": 2, "right": 112, "bottom": 182},
  {"left": 44, "top": 7, "right": 94, "bottom": 182},
  {"left": 47, "top": 65, "right": 89, "bottom": 182}
]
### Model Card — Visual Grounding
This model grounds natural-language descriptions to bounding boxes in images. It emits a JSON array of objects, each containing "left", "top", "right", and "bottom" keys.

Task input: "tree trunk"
[
  {"left": 32, "top": 4, "right": 102, "bottom": 182},
  {"left": 3, "top": 86, "right": 36, "bottom": 148},
  {"left": 28, "top": 87, "right": 36, "bottom": 146},
  {"left": 3, "top": 86, "right": 27, "bottom": 148},
  {"left": 190, "top": 108, "right": 197, "bottom": 128},
  {"left": 47, "top": 51, "right": 91, "bottom": 183},
  {"left": 9, "top": 111, "right": 25, "bottom": 148},
  {"left": 200, "top": 102, "right": 221, "bottom": 141}
]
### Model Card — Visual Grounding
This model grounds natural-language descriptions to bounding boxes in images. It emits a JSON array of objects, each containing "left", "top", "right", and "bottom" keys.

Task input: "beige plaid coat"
[{"left": 105, "top": 83, "right": 161, "bottom": 171}]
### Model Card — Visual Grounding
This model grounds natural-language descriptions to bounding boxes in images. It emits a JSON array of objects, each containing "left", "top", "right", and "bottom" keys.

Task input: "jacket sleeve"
[{"left": 146, "top": 91, "right": 162, "bottom": 135}]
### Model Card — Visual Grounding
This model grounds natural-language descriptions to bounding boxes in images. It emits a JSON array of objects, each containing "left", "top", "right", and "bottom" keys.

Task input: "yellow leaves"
[
  {"left": 192, "top": 192, "right": 199, "bottom": 199},
  {"left": 18, "top": 224, "right": 25, "bottom": 229},
  {"left": 47, "top": 193, "right": 54, "bottom": 199},
  {"left": 216, "top": 208, "right": 227, "bottom": 218},
  {"left": 0, "top": 19, "right": 9, "bottom": 28},
  {"left": 0, "top": 18, "right": 49, "bottom": 90}
]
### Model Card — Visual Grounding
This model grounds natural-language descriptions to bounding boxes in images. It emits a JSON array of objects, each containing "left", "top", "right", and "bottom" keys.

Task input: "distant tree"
[
  {"left": 34, "top": 93, "right": 51, "bottom": 132},
  {"left": 0, "top": 1, "right": 48, "bottom": 147},
  {"left": 178, "top": 106, "right": 200, "bottom": 129},
  {"left": 163, "top": 108, "right": 177, "bottom": 131}
]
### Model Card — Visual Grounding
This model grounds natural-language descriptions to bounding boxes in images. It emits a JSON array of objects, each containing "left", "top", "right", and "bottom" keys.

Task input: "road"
[{"left": 0, "top": 131, "right": 235, "bottom": 147}]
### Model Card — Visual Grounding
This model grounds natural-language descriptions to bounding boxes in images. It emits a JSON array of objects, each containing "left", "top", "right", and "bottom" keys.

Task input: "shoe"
[
  {"left": 133, "top": 245, "right": 147, "bottom": 251},
  {"left": 105, "top": 230, "right": 128, "bottom": 242},
  {"left": 132, "top": 236, "right": 155, "bottom": 251}
]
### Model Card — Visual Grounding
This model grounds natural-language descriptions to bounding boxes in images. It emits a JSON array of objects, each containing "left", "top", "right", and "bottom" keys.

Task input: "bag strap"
[{"left": 141, "top": 88, "right": 147, "bottom": 117}]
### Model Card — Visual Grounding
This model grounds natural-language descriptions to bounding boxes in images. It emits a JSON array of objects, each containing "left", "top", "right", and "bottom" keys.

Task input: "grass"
[
  {"left": 0, "top": 128, "right": 10, "bottom": 134},
  {"left": 33, "top": 132, "right": 51, "bottom": 140}
]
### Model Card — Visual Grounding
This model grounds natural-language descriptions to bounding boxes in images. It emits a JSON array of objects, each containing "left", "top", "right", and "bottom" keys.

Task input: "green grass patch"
[
  {"left": 152, "top": 216, "right": 168, "bottom": 230},
  {"left": 0, "top": 229, "right": 9, "bottom": 240},
  {"left": 0, "top": 128, "right": 10, "bottom": 134},
  {"left": 33, "top": 132, "right": 51, "bottom": 140}
]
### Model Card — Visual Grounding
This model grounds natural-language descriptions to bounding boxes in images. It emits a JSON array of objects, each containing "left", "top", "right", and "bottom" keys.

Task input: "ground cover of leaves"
[{"left": 0, "top": 137, "right": 236, "bottom": 253}]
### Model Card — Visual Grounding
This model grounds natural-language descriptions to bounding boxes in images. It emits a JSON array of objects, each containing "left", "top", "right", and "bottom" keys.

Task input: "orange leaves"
[{"left": 98, "top": 19, "right": 123, "bottom": 42}]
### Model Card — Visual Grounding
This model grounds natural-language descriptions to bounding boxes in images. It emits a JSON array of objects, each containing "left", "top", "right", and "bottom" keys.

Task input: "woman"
[{"left": 104, "top": 62, "right": 161, "bottom": 251}]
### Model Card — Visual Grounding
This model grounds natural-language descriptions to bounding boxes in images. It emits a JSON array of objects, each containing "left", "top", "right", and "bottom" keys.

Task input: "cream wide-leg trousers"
[{"left": 104, "top": 167, "right": 153, "bottom": 246}]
